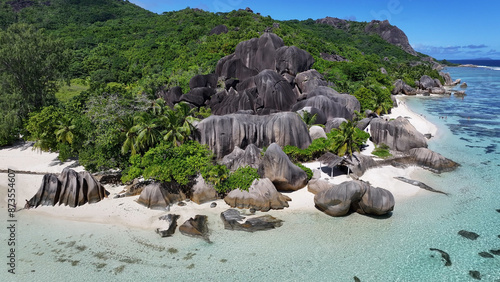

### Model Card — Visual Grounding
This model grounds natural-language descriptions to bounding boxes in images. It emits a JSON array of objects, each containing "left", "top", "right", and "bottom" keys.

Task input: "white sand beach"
[{"left": 0, "top": 95, "right": 438, "bottom": 230}]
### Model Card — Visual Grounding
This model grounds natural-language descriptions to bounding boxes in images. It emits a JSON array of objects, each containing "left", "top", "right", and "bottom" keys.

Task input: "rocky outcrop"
[
  {"left": 196, "top": 112, "right": 311, "bottom": 159},
  {"left": 296, "top": 106, "right": 327, "bottom": 125},
  {"left": 189, "top": 74, "right": 217, "bottom": 90},
  {"left": 364, "top": 20, "right": 417, "bottom": 56},
  {"left": 224, "top": 178, "right": 291, "bottom": 212},
  {"left": 276, "top": 46, "right": 314, "bottom": 76},
  {"left": 253, "top": 69, "right": 297, "bottom": 112},
  {"left": 419, "top": 75, "right": 437, "bottom": 90},
  {"left": 190, "top": 175, "right": 218, "bottom": 204},
  {"left": 408, "top": 148, "right": 460, "bottom": 173},
  {"left": 180, "top": 87, "right": 216, "bottom": 107},
  {"left": 307, "top": 169, "right": 333, "bottom": 194},
  {"left": 258, "top": 143, "right": 308, "bottom": 191},
  {"left": 157, "top": 86, "right": 182, "bottom": 108},
  {"left": 314, "top": 180, "right": 394, "bottom": 217},
  {"left": 156, "top": 214, "right": 180, "bottom": 237},
  {"left": 295, "top": 69, "right": 328, "bottom": 93},
  {"left": 137, "top": 182, "right": 187, "bottom": 210},
  {"left": 309, "top": 126, "right": 327, "bottom": 140},
  {"left": 221, "top": 144, "right": 262, "bottom": 171},
  {"left": 179, "top": 215, "right": 211, "bottom": 242},
  {"left": 392, "top": 79, "right": 416, "bottom": 95},
  {"left": 209, "top": 88, "right": 256, "bottom": 115},
  {"left": 292, "top": 86, "right": 360, "bottom": 121},
  {"left": 370, "top": 117, "right": 428, "bottom": 151},
  {"left": 325, "top": 118, "right": 347, "bottom": 133},
  {"left": 209, "top": 24, "right": 228, "bottom": 35},
  {"left": 354, "top": 186, "right": 395, "bottom": 216},
  {"left": 316, "top": 17, "right": 350, "bottom": 29},
  {"left": 220, "top": 209, "right": 283, "bottom": 232},
  {"left": 27, "top": 168, "right": 108, "bottom": 208},
  {"left": 320, "top": 53, "right": 348, "bottom": 62},
  {"left": 345, "top": 152, "right": 378, "bottom": 178}
]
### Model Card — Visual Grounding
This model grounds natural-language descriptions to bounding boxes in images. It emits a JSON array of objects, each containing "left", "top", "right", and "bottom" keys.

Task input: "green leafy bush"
[
  {"left": 215, "top": 166, "right": 260, "bottom": 194},
  {"left": 296, "top": 163, "right": 313, "bottom": 180},
  {"left": 372, "top": 143, "right": 392, "bottom": 158}
]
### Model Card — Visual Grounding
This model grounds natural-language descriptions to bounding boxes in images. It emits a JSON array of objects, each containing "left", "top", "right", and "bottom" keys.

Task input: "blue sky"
[{"left": 130, "top": 0, "right": 500, "bottom": 60}]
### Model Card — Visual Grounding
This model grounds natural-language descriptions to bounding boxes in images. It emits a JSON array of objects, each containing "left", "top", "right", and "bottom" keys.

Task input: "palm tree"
[
  {"left": 298, "top": 111, "right": 317, "bottom": 129},
  {"left": 162, "top": 102, "right": 199, "bottom": 147},
  {"left": 133, "top": 112, "right": 162, "bottom": 152},
  {"left": 329, "top": 118, "right": 369, "bottom": 158},
  {"left": 55, "top": 119, "right": 75, "bottom": 144}
]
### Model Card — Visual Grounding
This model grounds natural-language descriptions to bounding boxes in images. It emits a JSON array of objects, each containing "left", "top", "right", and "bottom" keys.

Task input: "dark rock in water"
[
  {"left": 209, "top": 24, "right": 228, "bottom": 35},
  {"left": 424, "top": 133, "right": 432, "bottom": 139},
  {"left": 394, "top": 177, "right": 448, "bottom": 195},
  {"left": 370, "top": 117, "right": 428, "bottom": 152},
  {"left": 429, "top": 248, "right": 452, "bottom": 266},
  {"left": 496, "top": 209, "right": 500, "bottom": 213},
  {"left": 353, "top": 276, "right": 361, "bottom": 282},
  {"left": 210, "top": 202, "right": 217, "bottom": 208},
  {"left": 220, "top": 209, "right": 283, "bottom": 232},
  {"left": 177, "top": 201, "right": 187, "bottom": 206},
  {"left": 458, "top": 230, "right": 480, "bottom": 240},
  {"left": 489, "top": 249, "right": 500, "bottom": 256},
  {"left": 249, "top": 208, "right": 256, "bottom": 214},
  {"left": 469, "top": 270, "right": 481, "bottom": 280},
  {"left": 156, "top": 214, "right": 180, "bottom": 237},
  {"left": 27, "top": 168, "right": 109, "bottom": 208},
  {"left": 137, "top": 182, "right": 187, "bottom": 210},
  {"left": 478, "top": 252, "right": 494, "bottom": 258},
  {"left": 224, "top": 178, "right": 291, "bottom": 212},
  {"left": 258, "top": 143, "right": 308, "bottom": 191},
  {"left": 196, "top": 112, "right": 311, "bottom": 159},
  {"left": 179, "top": 215, "right": 210, "bottom": 242}
]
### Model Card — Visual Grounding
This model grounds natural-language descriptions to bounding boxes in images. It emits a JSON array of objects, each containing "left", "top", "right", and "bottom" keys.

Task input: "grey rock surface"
[
  {"left": 224, "top": 178, "right": 291, "bottom": 212},
  {"left": 370, "top": 117, "right": 428, "bottom": 151}
]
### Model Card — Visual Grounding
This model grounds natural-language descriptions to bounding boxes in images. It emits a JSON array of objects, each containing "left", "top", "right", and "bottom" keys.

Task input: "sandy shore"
[{"left": 0, "top": 95, "right": 438, "bottom": 230}]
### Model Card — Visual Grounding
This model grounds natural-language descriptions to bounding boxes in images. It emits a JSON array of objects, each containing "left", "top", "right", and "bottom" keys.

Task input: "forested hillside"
[{"left": 0, "top": 0, "right": 444, "bottom": 174}]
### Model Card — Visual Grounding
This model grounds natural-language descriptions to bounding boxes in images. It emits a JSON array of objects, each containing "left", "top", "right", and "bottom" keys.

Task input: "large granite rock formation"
[
  {"left": 253, "top": 69, "right": 297, "bottom": 112},
  {"left": 370, "top": 117, "right": 428, "bottom": 151},
  {"left": 346, "top": 152, "right": 379, "bottom": 178},
  {"left": 364, "top": 20, "right": 417, "bottom": 56},
  {"left": 209, "top": 24, "right": 228, "bottom": 35},
  {"left": 325, "top": 118, "right": 348, "bottom": 133},
  {"left": 295, "top": 69, "right": 328, "bottom": 93},
  {"left": 27, "top": 168, "right": 108, "bottom": 208},
  {"left": 221, "top": 144, "right": 262, "bottom": 171},
  {"left": 258, "top": 143, "right": 308, "bottom": 191},
  {"left": 157, "top": 86, "right": 182, "bottom": 108},
  {"left": 316, "top": 17, "right": 350, "bottom": 29},
  {"left": 392, "top": 79, "right": 416, "bottom": 95},
  {"left": 137, "top": 182, "right": 187, "bottom": 210},
  {"left": 292, "top": 86, "right": 360, "bottom": 120},
  {"left": 224, "top": 178, "right": 291, "bottom": 212},
  {"left": 189, "top": 74, "right": 217, "bottom": 90},
  {"left": 408, "top": 148, "right": 460, "bottom": 173},
  {"left": 209, "top": 88, "right": 256, "bottom": 115},
  {"left": 196, "top": 112, "right": 311, "bottom": 159},
  {"left": 220, "top": 209, "right": 283, "bottom": 232},
  {"left": 314, "top": 180, "right": 394, "bottom": 217},
  {"left": 296, "top": 106, "right": 327, "bottom": 125},
  {"left": 179, "top": 215, "right": 211, "bottom": 242},
  {"left": 190, "top": 175, "right": 218, "bottom": 204},
  {"left": 275, "top": 46, "right": 314, "bottom": 76}
]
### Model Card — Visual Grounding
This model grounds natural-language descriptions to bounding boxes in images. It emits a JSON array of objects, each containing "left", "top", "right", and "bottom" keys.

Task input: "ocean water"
[{"left": 2, "top": 66, "right": 500, "bottom": 281}]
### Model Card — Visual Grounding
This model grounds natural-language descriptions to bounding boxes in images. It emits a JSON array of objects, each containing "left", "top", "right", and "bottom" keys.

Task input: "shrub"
[
  {"left": 216, "top": 166, "right": 259, "bottom": 194},
  {"left": 372, "top": 143, "right": 392, "bottom": 158},
  {"left": 296, "top": 163, "right": 313, "bottom": 180}
]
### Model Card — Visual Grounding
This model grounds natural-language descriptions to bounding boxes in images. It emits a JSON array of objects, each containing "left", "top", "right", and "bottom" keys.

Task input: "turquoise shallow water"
[{"left": 2, "top": 66, "right": 500, "bottom": 281}]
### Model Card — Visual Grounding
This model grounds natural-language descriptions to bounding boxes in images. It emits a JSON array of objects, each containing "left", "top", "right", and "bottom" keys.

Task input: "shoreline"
[{"left": 0, "top": 95, "right": 441, "bottom": 231}]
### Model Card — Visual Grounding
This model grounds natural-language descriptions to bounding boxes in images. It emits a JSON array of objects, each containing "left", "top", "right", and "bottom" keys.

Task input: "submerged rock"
[
  {"left": 458, "top": 230, "right": 480, "bottom": 240},
  {"left": 478, "top": 252, "right": 494, "bottom": 258},
  {"left": 179, "top": 215, "right": 210, "bottom": 242},
  {"left": 469, "top": 270, "right": 481, "bottom": 280},
  {"left": 430, "top": 248, "right": 452, "bottom": 266},
  {"left": 394, "top": 177, "right": 448, "bottom": 195},
  {"left": 490, "top": 249, "right": 500, "bottom": 255},
  {"left": 27, "top": 168, "right": 108, "bottom": 208},
  {"left": 220, "top": 209, "right": 283, "bottom": 232},
  {"left": 156, "top": 214, "right": 179, "bottom": 237}
]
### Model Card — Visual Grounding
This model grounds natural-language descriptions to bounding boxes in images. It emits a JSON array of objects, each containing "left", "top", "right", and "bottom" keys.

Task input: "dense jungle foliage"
[{"left": 0, "top": 0, "right": 444, "bottom": 191}]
